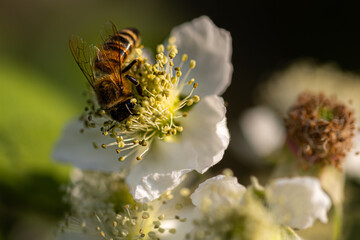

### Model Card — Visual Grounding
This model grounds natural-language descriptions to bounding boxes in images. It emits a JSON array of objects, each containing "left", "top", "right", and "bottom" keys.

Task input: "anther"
[
  {"left": 157, "top": 44, "right": 165, "bottom": 53},
  {"left": 113, "top": 221, "right": 118, "bottom": 227},
  {"left": 180, "top": 187, "right": 191, "bottom": 197},
  {"left": 176, "top": 126, "right": 183, "bottom": 132},
  {"left": 148, "top": 231, "right": 157, "bottom": 239},
  {"left": 142, "top": 212, "right": 150, "bottom": 219},
  {"left": 169, "top": 51, "right": 176, "bottom": 59},
  {"left": 189, "top": 60, "right": 196, "bottom": 69},
  {"left": 186, "top": 99, "right": 194, "bottom": 106},
  {"left": 192, "top": 95, "right": 200, "bottom": 102},
  {"left": 181, "top": 54, "right": 188, "bottom": 62},
  {"left": 153, "top": 220, "right": 161, "bottom": 228}
]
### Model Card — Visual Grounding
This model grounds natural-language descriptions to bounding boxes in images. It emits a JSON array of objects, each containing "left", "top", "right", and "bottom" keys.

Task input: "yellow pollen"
[
  {"left": 189, "top": 60, "right": 196, "bottom": 69},
  {"left": 157, "top": 44, "right": 165, "bottom": 53},
  {"left": 181, "top": 54, "right": 188, "bottom": 62},
  {"left": 188, "top": 78, "right": 195, "bottom": 85},
  {"left": 168, "top": 36, "right": 176, "bottom": 44},
  {"left": 82, "top": 36, "right": 200, "bottom": 166}
]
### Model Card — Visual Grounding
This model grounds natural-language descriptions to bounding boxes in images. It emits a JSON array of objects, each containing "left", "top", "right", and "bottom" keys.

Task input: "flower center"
[
  {"left": 285, "top": 91, "right": 356, "bottom": 168},
  {"left": 81, "top": 37, "right": 200, "bottom": 162},
  {"left": 58, "top": 171, "right": 188, "bottom": 240}
]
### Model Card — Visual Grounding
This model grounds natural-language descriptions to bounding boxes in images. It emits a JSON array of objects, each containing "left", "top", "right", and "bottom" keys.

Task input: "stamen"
[{"left": 81, "top": 36, "right": 200, "bottom": 165}]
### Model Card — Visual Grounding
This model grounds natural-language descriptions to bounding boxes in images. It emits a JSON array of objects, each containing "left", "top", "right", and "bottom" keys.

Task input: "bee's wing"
[
  {"left": 99, "top": 20, "right": 119, "bottom": 43},
  {"left": 97, "top": 21, "right": 123, "bottom": 82},
  {"left": 69, "top": 35, "right": 99, "bottom": 88}
]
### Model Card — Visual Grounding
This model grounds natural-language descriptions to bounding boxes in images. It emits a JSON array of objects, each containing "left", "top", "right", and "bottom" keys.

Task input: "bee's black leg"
[
  {"left": 122, "top": 59, "right": 138, "bottom": 73},
  {"left": 125, "top": 74, "right": 143, "bottom": 96}
]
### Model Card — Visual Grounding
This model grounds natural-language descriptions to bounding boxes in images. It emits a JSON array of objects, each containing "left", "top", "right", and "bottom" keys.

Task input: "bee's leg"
[
  {"left": 125, "top": 74, "right": 143, "bottom": 96},
  {"left": 121, "top": 59, "right": 138, "bottom": 73}
]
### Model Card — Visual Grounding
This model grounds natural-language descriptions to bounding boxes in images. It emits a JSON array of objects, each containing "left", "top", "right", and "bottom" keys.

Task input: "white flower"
[
  {"left": 56, "top": 169, "right": 194, "bottom": 240},
  {"left": 344, "top": 132, "right": 360, "bottom": 179},
  {"left": 266, "top": 176, "right": 331, "bottom": 230},
  {"left": 254, "top": 61, "right": 360, "bottom": 174},
  {"left": 258, "top": 60, "right": 360, "bottom": 121},
  {"left": 191, "top": 174, "right": 246, "bottom": 213},
  {"left": 188, "top": 175, "right": 307, "bottom": 240},
  {"left": 234, "top": 105, "right": 286, "bottom": 163},
  {"left": 188, "top": 174, "right": 331, "bottom": 239},
  {"left": 53, "top": 16, "right": 232, "bottom": 203}
]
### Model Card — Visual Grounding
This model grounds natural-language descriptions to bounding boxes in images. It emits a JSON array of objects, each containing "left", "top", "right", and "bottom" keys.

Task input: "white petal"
[
  {"left": 52, "top": 119, "right": 125, "bottom": 172},
  {"left": 266, "top": 177, "right": 331, "bottom": 230},
  {"left": 170, "top": 15, "right": 233, "bottom": 97},
  {"left": 127, "top": 95, "right": 229, "bottom": 202},
  {"left": 159, "top": 206, "right": 196, "bottom": 240},
  {"left": 181, "top": 95, "right": 230, "bottom": 173},
  {"left": 191, "top": 175, "right": 246, "bottom": 212},
  {"left": 239, "top": 106, "right": 286, "bottom": 158},
  {"left": 344, "top": 132, "right": 360, "bottom": 179}
]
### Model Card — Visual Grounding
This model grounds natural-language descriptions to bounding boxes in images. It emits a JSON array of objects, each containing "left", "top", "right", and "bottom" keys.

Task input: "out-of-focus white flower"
[
  {"left": 258, "top": 60, "right": 360, "bottom": 121},
  {"left": 56, "top": 169, "right": 194, "bottom": 240},
  {"left": 191, "top": 174, "right": 246, "bottom": 214},
  {"left": 344, "top": 133, "right": 360, "bottom": 179},
  {"left": 187, "top": 174, "right": 331, "bottom": 239},
  {"left": 266, "top": 176, "right": 331, "bottom": 230},
  {"left": 53, "top": 16, "right": 232, "bottom": 203},
  {"left": 235, "top": 106, "right": 286, "bottom": 162},
  {"left": 256, "top": 61, "right": 360, "bottom": 174}
]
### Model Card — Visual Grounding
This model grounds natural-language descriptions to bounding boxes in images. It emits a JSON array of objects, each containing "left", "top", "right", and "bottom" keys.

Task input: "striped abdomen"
[{"left": 95, "top": 28, "right": 141, "bottom": 74}]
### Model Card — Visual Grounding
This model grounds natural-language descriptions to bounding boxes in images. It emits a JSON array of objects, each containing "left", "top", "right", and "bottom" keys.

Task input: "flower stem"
[{"left": 332, "top": 202, "right": 343, "bottom": 240}]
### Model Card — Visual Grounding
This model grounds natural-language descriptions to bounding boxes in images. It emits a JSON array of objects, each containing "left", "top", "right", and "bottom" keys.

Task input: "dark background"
[{"left": 1, "top": 0, "right": 360, "bottom": 239}]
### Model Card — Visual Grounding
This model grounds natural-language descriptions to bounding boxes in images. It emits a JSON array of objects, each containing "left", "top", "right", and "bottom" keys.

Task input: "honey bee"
[{"left": 69, "top": 22, "right": 143, "bottom": 122}]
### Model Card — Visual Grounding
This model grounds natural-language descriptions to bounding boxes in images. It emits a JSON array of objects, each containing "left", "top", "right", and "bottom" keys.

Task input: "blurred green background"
[{"left": 1, "top": 0, "right": 360, "bottom": 239}]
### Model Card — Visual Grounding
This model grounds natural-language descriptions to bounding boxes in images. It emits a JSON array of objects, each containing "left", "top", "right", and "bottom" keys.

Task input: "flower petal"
[
  {"left": 266, "top": 177, "right": 331, "bottom": 230},
  {"left": 52, "top": 119, "right": 124, "bottom": 172},
  {"left": 54, "top": 232, "right": 96, "bottom": 240},
  {"left": 239, "top": 106, "right": 286, "bottom": 158},
  {"left": 191, "top": 175, "right": 246, "bottom": 212},
  {"left": 181, "top": 95, "right": 230, "bottom": 173},
  {"left": 344, "top": 132, "right": 360, "bottom": 180},
  {"left": 170, "top": 15, "right": 233, "bottom": 97},
  {"left": 127, "top": 95, "right": 229, "bottom": 202}
]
